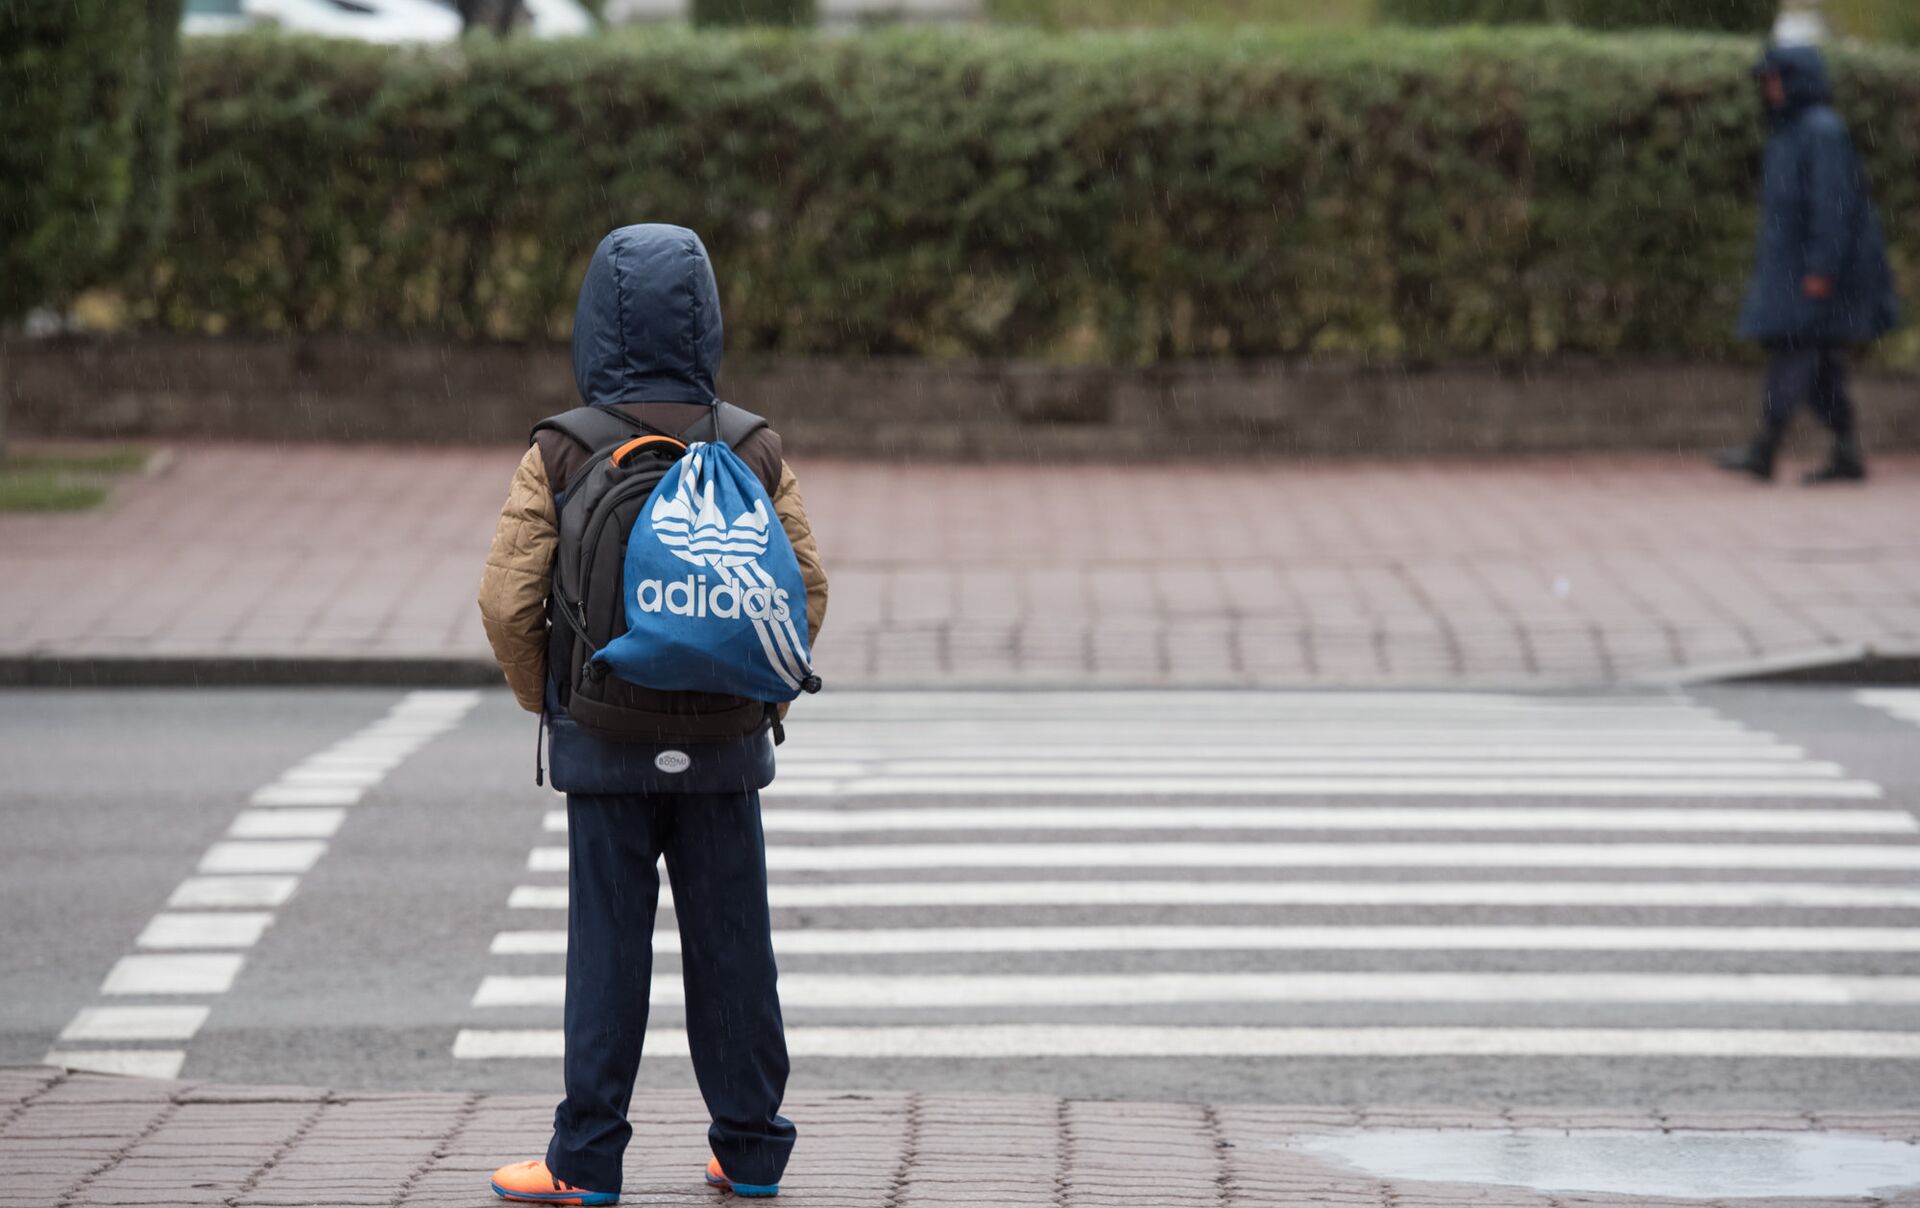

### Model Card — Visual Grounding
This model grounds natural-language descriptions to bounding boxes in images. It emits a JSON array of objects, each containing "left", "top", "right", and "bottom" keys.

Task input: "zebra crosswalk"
[{"left": 453, "top": 691, "right": 1920, "bottom": 1067}]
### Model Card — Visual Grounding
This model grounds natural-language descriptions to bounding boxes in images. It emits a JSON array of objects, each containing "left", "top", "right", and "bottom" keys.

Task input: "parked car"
[
  {"left": 183, "top": 0, "right": 592, "bottom": 41},
  {"left": 520, "top": 0, "right": 594, "bottom": 36}
]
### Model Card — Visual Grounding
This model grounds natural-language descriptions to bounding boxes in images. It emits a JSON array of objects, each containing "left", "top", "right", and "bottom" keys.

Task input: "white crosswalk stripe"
[
  {"left": 767, "top": 776, "right": 1882, "bottom": 799},
  {"left": 508, "top": 880, "right": 1920, "bottom": 911},
  {"left": 59, "top": 1006, "right": 210, "bottom": 1042},
  {"left": 528, "top": 842, "right": 1920, "bottom": 872},
  {"left": 543, "top": 805, "right": 1916, "bottom": 834},
  {"left": 769, "top": 758, "right": 1854, "bottom": 777},
  {"left": 453, "top": 1027, "right": 1920, "bottom": 1061},
  {"left": 774, "top": 743, "right": 1818, "bottom": 760},
  {"left": 1860, "top": 689, "right": 1920, "bottom": 729},
  {"left": 487, "top": 924, "right": 1920, "bottom": 956},
  {"left": 457, "top": 691, "right": 1920, "bottom": 1066},
  {"left": 472, "top": 971, "right": 1920, "bottom": 1009}
]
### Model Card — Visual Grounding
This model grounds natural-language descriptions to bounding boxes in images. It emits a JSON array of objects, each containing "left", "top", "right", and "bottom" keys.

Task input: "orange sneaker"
[
  {"left": 705, "top": 1155, "right": 780, "bottom": 1197},
  {"left": 491, "top": 1159, "right": 618, "bottom": 1205}
]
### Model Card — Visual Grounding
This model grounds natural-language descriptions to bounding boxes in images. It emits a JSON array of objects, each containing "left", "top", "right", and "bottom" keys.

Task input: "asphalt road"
[{"left": 3, "top": 684, "right": 1919, "bottom": 1109}]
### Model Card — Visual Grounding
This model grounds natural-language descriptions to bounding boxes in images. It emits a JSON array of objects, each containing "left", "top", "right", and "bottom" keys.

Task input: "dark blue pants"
[
  {"left": 1763, "top": 345, "right": 1854, "bottom": 436},
  {"left": 545, "top": 790, "right": 794, "bottom": 1194}
]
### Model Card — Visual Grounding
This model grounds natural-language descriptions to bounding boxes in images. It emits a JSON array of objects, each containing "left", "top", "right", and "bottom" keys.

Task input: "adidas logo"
[
  {"left": 635, "top": 575, "right": 793, "bottom": 623},
  {"left": 634, "top": 444, "right": 811, "bottom": 694},
  {"left": 650, "top": 455, "right": 770, "bottom": 568}
]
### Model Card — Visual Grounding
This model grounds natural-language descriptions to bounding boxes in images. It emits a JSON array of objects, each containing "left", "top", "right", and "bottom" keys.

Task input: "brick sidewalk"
[
  {"left": 2, "top": 445, "right": 1916, "bottom": 687},
  {"left": 9, "top": 1067, "right": 1919, "bottom": 1208}
]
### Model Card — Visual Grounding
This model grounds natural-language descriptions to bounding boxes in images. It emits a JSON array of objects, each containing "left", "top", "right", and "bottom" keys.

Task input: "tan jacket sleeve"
[
  {"left": 774, "top": 460, "right": 829, "bottom": 643},
  {"left": 478, "top": 447, "right": 557, "bottom": 713}
]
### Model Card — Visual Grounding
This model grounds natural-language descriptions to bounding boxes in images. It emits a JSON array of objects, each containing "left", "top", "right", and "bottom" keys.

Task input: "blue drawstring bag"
[{"left": 591, "top": 442, "right": 820, "bottom": 702}]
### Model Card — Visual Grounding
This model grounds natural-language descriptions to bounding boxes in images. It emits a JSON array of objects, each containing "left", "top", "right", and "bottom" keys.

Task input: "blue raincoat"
[{"left": 1737, "top": 45, "right": 1900, "bottom": 347}]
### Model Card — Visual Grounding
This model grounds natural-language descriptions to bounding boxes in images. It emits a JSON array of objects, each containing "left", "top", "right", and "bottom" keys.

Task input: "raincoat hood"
[
  {"left": 1738, "top": 41, "right": 1902, "bottom": 348},
  {"left": 571, "top": 224, "right": 724, "bottom": 407},
  {"left": 1757, "top": 44, "right": 1834, "bottom": 116}
]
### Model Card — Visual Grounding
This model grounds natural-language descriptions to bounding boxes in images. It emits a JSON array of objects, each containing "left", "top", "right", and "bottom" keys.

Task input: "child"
[{"left": 478, "top": 224, "right": 827, "bottom": 1205}]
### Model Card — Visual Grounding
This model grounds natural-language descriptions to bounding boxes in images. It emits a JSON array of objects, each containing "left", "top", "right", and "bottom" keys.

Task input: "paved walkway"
[
  {"left": 11, "top": 1067, "right": 1920, "bottom": 1207},
  {"left": 2, "top": 445, "right": 1916, "bottom": 687}
]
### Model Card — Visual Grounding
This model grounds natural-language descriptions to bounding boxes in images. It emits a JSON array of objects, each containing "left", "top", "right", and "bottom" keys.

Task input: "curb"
[
  {"left": 0, "top": 654, "right": 1591, "bottom": 693},
  {"left": 0, "top": 654, "right": 505, "bottom": 690},
  {"left": 1639, "top": 643, "right": 1920, "bottom": 689},
  {"left": 2, "top": 648, "right": 1916, "bottom": 691}
]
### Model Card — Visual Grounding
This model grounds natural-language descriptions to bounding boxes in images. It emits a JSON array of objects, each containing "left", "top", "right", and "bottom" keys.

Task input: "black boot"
[
  {"left": 1804, "top": 433, "right": 1867, "bottom": 484},
  {"left": 1715, "top": 425, "right": 1780, "bottom": 482}
]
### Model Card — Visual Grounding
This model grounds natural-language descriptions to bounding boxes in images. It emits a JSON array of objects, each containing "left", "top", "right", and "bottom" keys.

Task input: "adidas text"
[{"left": 635, "top": 575, "right": 793, "bottom": 623}]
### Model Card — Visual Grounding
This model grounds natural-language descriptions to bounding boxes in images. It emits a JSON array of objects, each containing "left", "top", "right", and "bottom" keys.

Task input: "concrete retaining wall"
[{"left": 7, "top": 334, "right": 1918, "bottom": 458}]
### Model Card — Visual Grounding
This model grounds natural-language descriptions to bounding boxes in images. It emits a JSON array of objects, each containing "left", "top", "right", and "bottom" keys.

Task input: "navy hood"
[
  {"left": 1756, "top": 44, "right": 1834, "bottom": 114},
  {"left": 571, "top": 224, "right": 724, "bottom": 407}
]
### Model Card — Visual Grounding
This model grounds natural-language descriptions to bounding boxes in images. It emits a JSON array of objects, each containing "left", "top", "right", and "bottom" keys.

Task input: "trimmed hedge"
[
  {"left": 691, "top": 0, "right": 815, "bottom": 25},
  {"left": 1378, "top": 0, "right": 1774, "bottom": 31},
  {"left": 1830, "top": 0, "right": 1920, "bottom": 46},
  {"left": 144, "top": 29, "right": 1920, "bottom": 365},
  {"left": 1, "top": 0, "right": 184, "bottom": 322},
  {"left": 1, "top": 0, "right": 143, "bottom": 321},
  {"left": 986, "top": 0, "right": 1376, "bottom": 27},
  {"left": 1379, "top": 0, "right": 1554, "bottom": 24},
  {"left": 121, "top": 0, "right": 189, "bottom": 261}
]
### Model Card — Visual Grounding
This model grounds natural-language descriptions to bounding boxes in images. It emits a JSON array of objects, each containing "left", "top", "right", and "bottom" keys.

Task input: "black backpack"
[{"left": 534, "top": 403, "right": 778, "bottom": 745}]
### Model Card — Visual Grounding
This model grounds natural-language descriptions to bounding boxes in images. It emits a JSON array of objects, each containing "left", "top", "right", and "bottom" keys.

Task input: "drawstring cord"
[{"left": 534, "top": 707, "right": 546, "bottom": 787}]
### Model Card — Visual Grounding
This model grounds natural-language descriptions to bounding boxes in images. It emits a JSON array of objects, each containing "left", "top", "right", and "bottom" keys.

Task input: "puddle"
[{"left": 1289, "top": 1130, "right": 1920, "bottom": 1199}]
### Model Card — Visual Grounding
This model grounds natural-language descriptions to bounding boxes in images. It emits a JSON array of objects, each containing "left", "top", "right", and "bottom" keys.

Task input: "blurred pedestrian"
[
  {"left": 478, "top": 223, "right": 829, "bottom": 1205},
  {"left": 1716, "top": 43, "right": 1900, "bottom": 485}
]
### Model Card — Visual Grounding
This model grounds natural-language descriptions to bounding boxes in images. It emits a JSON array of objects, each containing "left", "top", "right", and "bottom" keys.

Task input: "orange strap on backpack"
[{"left": 609, "top": 435, "right": 687, "bottom": 467}]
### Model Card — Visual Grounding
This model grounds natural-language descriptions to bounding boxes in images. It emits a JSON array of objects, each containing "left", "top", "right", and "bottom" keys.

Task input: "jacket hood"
[
  {"left": 1757, "top": 44, "right": 1834, "bottom": 114},
  {"left": 571, "top": 224, "right": 724, "bottom": 407}
]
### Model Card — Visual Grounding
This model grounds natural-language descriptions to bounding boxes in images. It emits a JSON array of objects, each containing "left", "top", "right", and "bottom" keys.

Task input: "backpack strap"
[
  {"left": 529, "top": 406, "right": 649, "bottom": 455},
  {"left": 534, "top": 403, "right": 768, "bottom": 453},
  {"left": 682, "top": 401, "right": 768, "bottom": 450}
]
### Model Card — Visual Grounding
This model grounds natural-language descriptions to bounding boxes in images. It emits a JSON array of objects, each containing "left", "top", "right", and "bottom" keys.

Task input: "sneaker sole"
[
  {"left": 705, "top": 1170, "right": 780, "bottom": 1197},
  {"left": 491, "top": 1180, "right": 619, "bottom": 1206}
]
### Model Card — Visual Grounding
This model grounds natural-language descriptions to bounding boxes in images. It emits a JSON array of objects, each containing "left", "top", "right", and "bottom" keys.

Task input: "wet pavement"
[
  {"left": 3, "top": 445, "right": 1916, "bottom": 688},
  {"left": 1293, "top": 1129, "right": 1920, "bottom": 1199},
  {"left": 12, "top": 1067, "right": 1920, "bottom": 1207},
  {"left": 7, "top": 684, "right": 1920, "bottom": 1109},
  {"left": 8, "top": 681, "right": 1920, "bottom": 1204}
]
